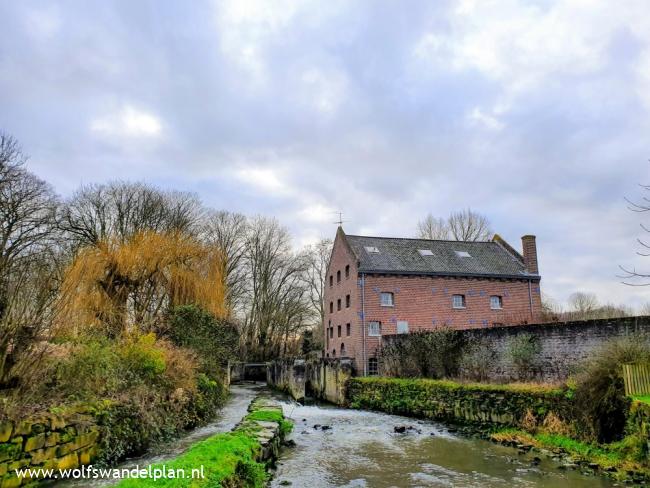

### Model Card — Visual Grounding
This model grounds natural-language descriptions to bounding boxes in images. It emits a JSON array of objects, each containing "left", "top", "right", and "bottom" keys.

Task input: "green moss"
[
  {"left": 244, "top": 410, "right": 293, "bottom": 437},
  {"left": 632, "top": 395, "right": 650, "bottom": 405},
  {"left": 117, "top": 431, "right": 266, "bottom": 488},
  {"left": 491, "top": 428, "right": 649, "bottom": 476}
]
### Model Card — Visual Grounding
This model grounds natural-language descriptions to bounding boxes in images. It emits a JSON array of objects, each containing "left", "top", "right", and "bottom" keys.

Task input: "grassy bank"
[
  {"left": 117, "top": 397, "right": 292, "bottom": 488},
  {"left": 491, "top": 429, "right": 648, "bottom": 481}
]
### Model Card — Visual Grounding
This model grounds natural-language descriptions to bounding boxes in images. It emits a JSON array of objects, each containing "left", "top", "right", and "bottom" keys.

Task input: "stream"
[
  {"left": 270, "top": 394, "right": 616, "bottom": 488},
  {"left": 54, "top": 383, "right": 616, "bottom": 487}
]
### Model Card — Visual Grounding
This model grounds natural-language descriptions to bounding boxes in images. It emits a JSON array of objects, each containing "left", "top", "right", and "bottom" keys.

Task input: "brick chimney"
[{"left": 521, "top": 235, "right": 539, "bottom": 274}]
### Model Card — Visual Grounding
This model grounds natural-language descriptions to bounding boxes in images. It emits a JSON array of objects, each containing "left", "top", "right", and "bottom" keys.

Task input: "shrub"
[
  {"left": 459, "top": 337, "right": 494, "bottom": 381},
  {"left": 379, "top": 329, "right": 465, "bottom": 379},
  {"left": 118, "top": 333, "right": 167, "bottom": 384},
  {"left": 506, "top": 333, "right": 540, "bottom": 380},
  {"left": 573, "top": 335, "right": 650, "bottom": 443},
  {"left": 168, "top": 305, "right": 238, "bottom": 377},
  {"left": 54, "top": 339, "right": 125, "bottom": 400}
]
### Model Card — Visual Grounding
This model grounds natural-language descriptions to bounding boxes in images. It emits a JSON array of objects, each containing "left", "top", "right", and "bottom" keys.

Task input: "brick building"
[{"left": 323, "top": 227, "right": 542, "bottom": 375}]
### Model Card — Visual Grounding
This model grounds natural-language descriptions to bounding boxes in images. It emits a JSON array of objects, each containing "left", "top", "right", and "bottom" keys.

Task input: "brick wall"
[
  {"left": 383, "top": 316, "right": 650, "bottom": 382},
  {"left": 323, "top": 228, "right": 543, "bottom": 374},
  {"left": 323, "top": 229, "right": 362, "bottom": 368}
]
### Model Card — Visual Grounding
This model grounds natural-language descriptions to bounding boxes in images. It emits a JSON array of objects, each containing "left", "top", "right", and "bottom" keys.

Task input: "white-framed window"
[
  {"left": 368, "top": 321, "right": 381, "bottom": 336},
  {"left": 368, "top": 357, "right": 379, "bottom": 376},
  {"left": 397, "top": 320, "right": 409, "bottom": 334},
  {"left": 364, "top": 246, "right": 380, "bottom": 253},
  {"left": 380, "top": 292, "right": 394, "bottom": 307},
  {"left": 490, "top": 295, "right": 503, "bottom": 310},
  {"left": 452, "top": 294, "right": 466, "bottom": 309}
]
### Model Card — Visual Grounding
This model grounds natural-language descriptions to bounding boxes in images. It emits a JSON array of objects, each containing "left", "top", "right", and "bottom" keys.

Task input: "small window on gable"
[
  {"left": 452, "top": 294, "right": 466, "bottom": 309},
  {"left": 345, "top": 265, "right": 350, "bottom": 278},
  {"left": 337, "top": 270, "right": 341, "bottom": 283},
  {"left": 346, "top": 294, "right": 351, "bottom": 308},
  {"left": 364, "top": 246, "right": 380, "bottom": 253},
  {"left": 337, "top": 299, "right": 342, "bottom": 311},
  {"left": 397, "top": 320, "right": 409, "bottom": 334},
  {"left": 346, "top": 323, "right": 351, "bottom": 336},
  {"left": 455, "top": 250, "right": 471, "bottom": 258},
  {"left": 340, "top": 343, "right": 346, "bottom": 356},
  {"left": 418, "top": 249, "right": 434, "bottom": 256},
  {"left": 337, "top": 325, "right": 341, "bottom": 337},
  {"left": 490, "top": 295, "right": 503, "bottom": 310},
  {"left": 329, "top": 275, "right": 333, "bottom": 287},
  {"left": 368, "top": 321, "right": 381, "bottom": 336},
  {"left": 329, "top": 301, "right": 333, "bottom": 313},
  {"left": 380, "top": 292, "right": 394, "bottom": 307}
]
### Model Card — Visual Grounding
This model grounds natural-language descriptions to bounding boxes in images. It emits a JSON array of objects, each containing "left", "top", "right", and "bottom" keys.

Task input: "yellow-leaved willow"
[{"left": 58, "top": 231, "right": 228, "bottom": 337}]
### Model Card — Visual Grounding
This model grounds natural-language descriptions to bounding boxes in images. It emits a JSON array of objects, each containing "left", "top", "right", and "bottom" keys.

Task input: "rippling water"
[{"left": 271, "top": 396, "right": 615, "bottom": 488}]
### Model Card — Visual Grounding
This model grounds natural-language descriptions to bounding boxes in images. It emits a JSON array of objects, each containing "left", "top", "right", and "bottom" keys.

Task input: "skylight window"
[
  {"left": 455, "top": 251, "right": 471, "bottom": 258},
  {"left": 418, "top": 249, "right": 434, "bottom": 256},
  {"left": 364, "top": 246, "right": 380, "bottom": 253}
]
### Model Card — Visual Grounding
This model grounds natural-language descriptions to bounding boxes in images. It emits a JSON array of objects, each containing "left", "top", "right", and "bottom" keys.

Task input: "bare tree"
[
  {"left": 640, "top": 302, "right": 650, "bottom": 316},
  {"left": 567, "top": 292, "right": 600, "bottom": 319},
  {"left": 240, "top": 217, "right": 309, "bottom": 360},
  {"left": 59, "top": 181, "right": 203, "bottom": 246},
  {"left": 620, "top": 178, "right": 650, "bottom": 285},
  {"left": 416, "top": 208, "right": 492, "bottom": 241},
  {"left": 0, "top": 132, "right": 60, "bottom": 387},
  {"left": 447, "top": 208, "right": 493, "bottom": 241},
  {"left": 202, "top": 210, "right": 249, "bottom": 312},
  {"left": 416, "top": 214, "right": 450, "bottom": 240},
  {"left": 303, "top": 239, "right": 332, "bottom": 325}
]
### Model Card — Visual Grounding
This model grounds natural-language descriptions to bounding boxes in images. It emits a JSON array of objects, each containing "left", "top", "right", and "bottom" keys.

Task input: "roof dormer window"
[
  {"left": 364, "top": 246, "right": 380, "bottom": 253},
  {"left": 418, "top": 249, "right": 433, "bottom": 256},
  {"left": 455, "top": 251, "right": 471, "bottom": 258}
]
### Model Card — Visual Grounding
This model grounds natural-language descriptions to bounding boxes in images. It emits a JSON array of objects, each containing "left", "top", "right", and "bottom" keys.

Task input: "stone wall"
[
  {"left": 382, "top": 316, "right": 650, "bottom": 382},
  {"left": 267, "top": 358, "right": 354, "bottom": 405},
  {"left": 0, "top": 410, "right": 100, "bottom": 487},
  {"left": 346, "top": 377, "right": 573, "bottom": 428}
]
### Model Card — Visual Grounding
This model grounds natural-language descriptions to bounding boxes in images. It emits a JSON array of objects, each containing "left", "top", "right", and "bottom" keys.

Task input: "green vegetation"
[
  {"left": 117, "top": 399, "right": 292, "bottom": 488},
  {"left": 491, "top": 428, "right": 648, "bottom": 476},
  {"left": 572, "top": 336, "right": 650, "bottom": 443},
  {"left": 244, "top": 409, "right": 293, "bottom": 437},
  {"left": 347, "top": 377, "right": 569, "bottom": 427},
  {"left": 379, "top": 329, "right": 465, "bottom": 378},
  {"left": 169, "top": 305, "right": 239, "bottom": 378},
  {"left": 632, "top": 395, "right": 650, "bottom": 404},
  {"left": 117, "top": 431, "right": 266, "bottom": 488},
  {"left": 505, "top": 333, "right": 541, "bottom": 380}
]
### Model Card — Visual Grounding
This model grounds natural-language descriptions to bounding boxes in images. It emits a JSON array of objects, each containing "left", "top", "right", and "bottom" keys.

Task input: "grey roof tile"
[{"left": 345, "top": 234, "right": 538, "bottom": 279}]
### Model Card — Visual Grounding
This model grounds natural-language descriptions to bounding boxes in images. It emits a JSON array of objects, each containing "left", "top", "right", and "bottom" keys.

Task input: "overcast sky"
[{"left": 1, "top": 0, "right": 649, "bottom": 309}]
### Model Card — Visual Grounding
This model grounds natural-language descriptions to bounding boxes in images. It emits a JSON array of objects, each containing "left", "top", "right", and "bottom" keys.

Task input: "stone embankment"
[{"left": 0, "top": 410, "right": 100, "bottom": 487}]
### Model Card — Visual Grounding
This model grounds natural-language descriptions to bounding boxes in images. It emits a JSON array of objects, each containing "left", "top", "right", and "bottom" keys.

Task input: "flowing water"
[
  {"left": 271, "top": 395, "right": 616, "bottom": 488},
  {"left": 53, "top": 384, "right": 616, "bottom": 487}
]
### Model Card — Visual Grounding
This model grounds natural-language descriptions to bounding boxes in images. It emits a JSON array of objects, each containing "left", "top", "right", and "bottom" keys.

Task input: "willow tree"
[{"left": 58, "top": 231, "right": 228, "bottom": 338}]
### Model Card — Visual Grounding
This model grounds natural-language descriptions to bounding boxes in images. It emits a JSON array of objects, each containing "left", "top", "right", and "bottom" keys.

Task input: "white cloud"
[
  {"left": 299, "top": 67, "right": 347, "bottom": 115},
  {"left": 467, "top": 107, "right": 504, "bottom": 131},
  {"left": 91, "top": 105, "right": 162, "bottom": 139}
]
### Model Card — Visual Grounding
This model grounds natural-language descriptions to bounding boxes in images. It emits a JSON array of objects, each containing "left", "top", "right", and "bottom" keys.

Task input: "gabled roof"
[{"left": 343, "top": 233, "right": 539, "bottom": 280}]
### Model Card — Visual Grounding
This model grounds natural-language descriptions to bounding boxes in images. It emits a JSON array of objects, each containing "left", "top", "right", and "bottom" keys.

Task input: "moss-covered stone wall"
[
  {"left": 0, "top": 410, "right": 100, "bottom": 487},
  {"left": 346, "top": 377, "right": 574, "bottom": 428}
]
